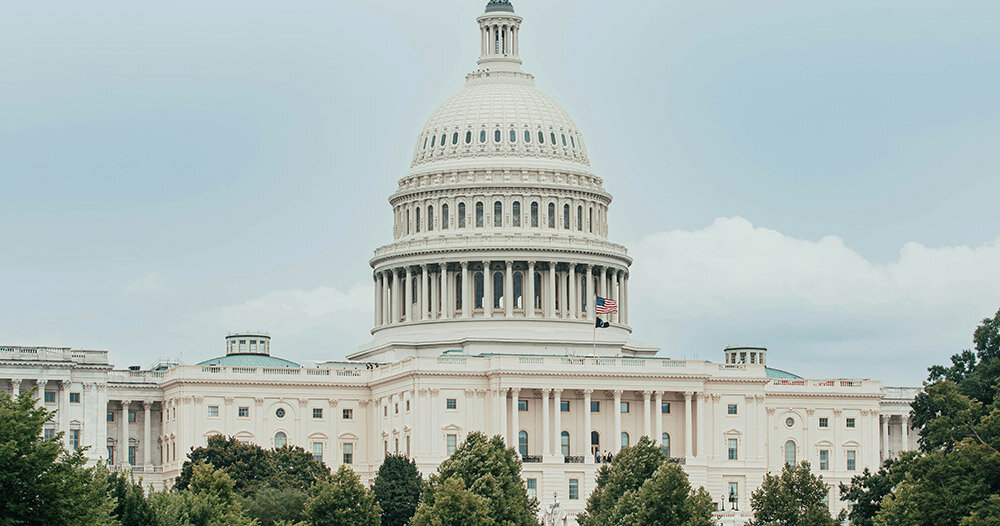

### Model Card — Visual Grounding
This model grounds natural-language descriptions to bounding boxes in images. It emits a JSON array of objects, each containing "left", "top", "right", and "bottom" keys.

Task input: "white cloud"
[
  {"left": 214, "top": 283, "right": 373, "bottom": 338},
  {"left": 123, "top": 272, "right": 175, "bottom": 298}
]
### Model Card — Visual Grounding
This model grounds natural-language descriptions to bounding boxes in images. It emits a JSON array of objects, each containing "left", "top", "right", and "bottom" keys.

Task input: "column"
[
  {"left": 404, "top": 267, "right": 413, "bottom": 322},
  {"left": 36, "top": 379, "right": 47, "bottom": 403},
  {"left": 757, "top": 395, "right": 767, "bottom": 460},
  {"left": 559, "top": 269, "right": 568, "bottom": 318},
  {"left": 642, "top": 391, "right": 652, "bottom": 439},
  {"left": 833, "top": 409, "right": 843, "bottom": 471},
  {"left": 901, "top": 415, "right": 909, "bottom": 453},
  {"left": 548, "top": 262, "right": 557, "bottom": 317},
  {"left": 482, "top": 261, "right": 493, "bottom": 319},
  {"left": 143, "top": 401, "right": 152, "bottom": 466},
  {"left": 621, "top": 273, "right": 628, "bottom": 325},
  {"left": 509, "top": 388, "right": 520, "bottom": 447},
  {"left": 653, "top": 391, "right": 663, "bottom": 448},
  {"left": 504, "top": 261, "right": 513, "bottom": 318},
  {"left": 430, "top": 268, "right": 439, "bottom": 320},
  {"left": 553, "top": 389, "right": 563, "bottom": 456},
  {"left": 541, "top": 389, "right": 551, "bottom": 457},
  {"left": 584, "top": 389, "right": 593, "bottom": 462},
  {"left": 120, "top": 400, "right": 130, "bottom": 466},
  {"left": 328, "top": 399, "right": 339, "bottom": 463},
  {"left": 96, "top": 384, "right": 107, "bottom": 461},
  {"left": 711, "top": 394, "right": 721, "bottom": 460},
  {"left": 420, "top": 265, "right": 429, "bottom": 321},
  {"left": 568, "top": 264, "right": 577, "bottom": 318},
  {"left": 585, "top": 265, "right": 594, "bottom": 320},
  {"left": 613, "top": 389, "right": 623, "bottom": 452},
  {"left": 697, "top": 394, "right": 708, "bottom": 459},
  {"left": 611, "top": 270, "right": 619, "bottom": 324},
  {"left": 599, "top": 267, "right": 607, "bottom": 299},
  {"left": 526, "top": 261, "right": 536, "bottom": 318},
  {"left": 496, "top": 388, "right": 507, "bottom": 443},
  {"left": 382, "top": 270, "right": 391, "bottom": 325},
  {"left": 440, "top": 263, "right": 450, "bottom": 319},
  {"left": 59, "top": 380, "right": 70, "bottom": 448},
  {"left": 684, "top": 391, "right": 693, "bottom": 459},
  {"left": 881, "top": 415, "right": 888, "bottom": 461},
  {"left": 461, "top": 262, "right": 470, "bottom": 318},
  {"left": 390, "top": 270, "right": 400, "bottom": 323},
  {"left": 11, "top": 378, "right": 20, "bottom": 397},
  {"left": 374, "top": 274, "right": 381, "bottom": 327}
]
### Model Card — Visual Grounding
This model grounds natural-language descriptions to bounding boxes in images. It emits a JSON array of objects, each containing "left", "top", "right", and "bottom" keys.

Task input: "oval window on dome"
[
  {"left": 494, "top": 129, "right": 501, "bottom": 143},
  {"left": 466, "top": 131, "right": 472, "bottom": 144},
  {"left": 538, "top": 131, "right": 544, "bottom": 144},
  {"left": 431, "top": 135, "right": 436, "bottom": 148},
  {"left": 509, "top": 130, "right": 516, "bottom": 143},
  {"left": 423, "top": 137, "right": 428, "bottom": 150},
  {"left": 480, "top": 130, "right": 487, "bottom": 143},
  {"left": 570, "top": 135, "right": 576, "bottom": 148},
  {"left": 562, "top": 134, "right": 567, "bottom": 146},
  {"left": 524, "top": 130, "right": 531, "bottom": 143},
  {"left": 551, "top": 132, "right": 557, "bottom": 145},
  {"left": 441, "top": 134, "right": 447, "bottom": 147},
  {"left": 452, "top": 132, "right": 458, "bottom": 145}
]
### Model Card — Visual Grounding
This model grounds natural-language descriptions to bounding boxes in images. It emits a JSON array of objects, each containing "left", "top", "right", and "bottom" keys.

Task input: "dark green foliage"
[
  {"left": 423, "top": 432, "right": 538, "bottom": 526},
  {"left": 604, "top": 461, "right": 716, "bottom": 526},
  {"left": 174, "top": 435, "right": 329, "bottom": 497},
  {"left": 372, "top": 454, "right": 423, "bottom": 526},
  {"left": 304, "top": 465, "right": 381, "bottom": 526},
  {"left": 838, "top": 458, "right": 906, "bottom": 526},
  {"left": 411, "top": 477, "right": 491, "bottom": 526},
  {"left": 577, "top": 435, "right": 665, "bottom": 526},
  {"left": 241, "top": 487, "right": 309, "bottom": 526},
  {"left": 149, "top": 462, "right": 256, "bottom": 526},
  {"left": 109, "top": 471, "right": 155, "bottom": 526},
  {"left": 747, "top": 461, "right": 840, "bottom": 526},
  {"left": 0, "top": 388, "right": 118, "bottom": 526}
]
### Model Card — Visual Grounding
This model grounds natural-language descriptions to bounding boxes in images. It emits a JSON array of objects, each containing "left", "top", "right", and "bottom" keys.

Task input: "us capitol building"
[{"left": 1, "top": 1, "right": 919, "bottom": 523}]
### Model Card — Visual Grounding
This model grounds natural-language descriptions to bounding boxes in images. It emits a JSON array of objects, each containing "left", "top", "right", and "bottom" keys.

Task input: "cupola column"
[
  {"left": 482, "top": 261, "right": 493, "bottom": 319},
  {"left": 568, "top": 263, "right": 577, "bottom": 319},
  {"left": 405, "top": 267, "right": 413, "bottom": 322},
  {"left": 622, "top": 272, "right": 629, "bottom": 325},
  {"left": 547, "top": 262, "right": 557, "bottom": 318},
  {"left": 440, "top": 262, "right": 450, "bottom": 319},
  {"left": 430, "top": 266, "right": 439, "bottom": 320},
  {"left": 611, "top": 269, "right": 619, "bottom": 324},
  {"left": 420, "top": 265, "right": 428, "bottom": 322},
  {"left": 526, "top": 261, "right": 536, "bottom": 318},
  {"left": 461, "top": 262, "right": 470, "bottom": 318},
  {"left": 373, "top": 274, "right": 381, "bottom": 327},
  {"left": 585, "top": 265, "right": 594, "bottom": 320},
  {"left": 383, "top": 270, "right": 393, "bottom": 325},
  {"left": 504, "top": 261, "right": 513, "bottom": 318}
]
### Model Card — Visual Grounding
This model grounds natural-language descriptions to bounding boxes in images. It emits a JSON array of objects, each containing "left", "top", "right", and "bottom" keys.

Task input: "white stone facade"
[{"left": 0, "top": 2, "right": 921, "bottom": 524}]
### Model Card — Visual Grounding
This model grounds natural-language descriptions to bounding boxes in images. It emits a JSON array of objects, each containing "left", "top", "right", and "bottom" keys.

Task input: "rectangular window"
[
  {"left": 846, "top": 417, "right": 856, "bottom": 428},
  {"left": 107, "top": 446, "right": 114, "bottom": 464},
  {"left": 819, "top": 417, "right": 829, "bottom": 428},
  {"left": 238, "top": 407, "right": 249, "bottom": 418},
  {"left": 560, "top": 400, "right": 570, "bottom": 412},
  {"left": 43, "top": 428, "right": 55, "bottom": 440},
  {"left": 847, "top": 450, "right": 857, "bottom": 471},
  {"left": 208, "top": 406, "right": 219, "bottom": 417},
  {"left": 728, "top": 404, "right": 738, "bottom": 415},
  {"left": 620, "top": 402, "right": 630, "bottom": 413},
  {"left": 728, "top": 482, "right": 739, "bottom": 505},
  {"left": 128, "top": 445, "right": 136, "bottom": 466},
  {"left": 313, "top": 408, "right": 323, "bottom": 419},
  {"left": 569, "top": 479, "right": 579, "bottom": 500},
  {"left": 342, "top": 443, "right": 354, "bottom": 464},
  {"left": 591, "top": 401, "right": 600, "bottom": 413},
  {"left": 406, "top": 400, "right": 410, "bottom": 412},
  {"left": 107, "top": 411, "right": 114, "bottom": 423},
  {"left": 447, "top": 434, "right": 458, "bottom": 456},
  {"left": 312, "top": 442, "right": 323, "bottom": 462},
  {"left": 661, "top": 402, "right": 671, "bottom": 414},
  {"left": 728, "top": 438, "right": 738, "bottom": 460},
  {"left": 342, "top": 408, "right": 354, "bottom": 420},
  {"left": 395, "top": 403, "right": 399, "bottom": 415},
  {"left": 69, "top": 392, "right": 80, "bottom": 403},
  {"left": 518, "top": 400, "right": 528, "bottom": 411},
  {"left": 526, "top": 478, "right": 537, "bottom": 500},
  {"left": 819, "top": 449, "right": 829, "bottom": 470},
  {"left": 446, "top": 398, "right": 457, "bottom": 410},
  {"left": 71, "top": 429, "right": 80, "bottom": 450},
  {"left": 128, "top": 411, "right": 136, "bottom": 423},
  {"left": 43, "top": 391, "right": 55, "bottom": 403}
]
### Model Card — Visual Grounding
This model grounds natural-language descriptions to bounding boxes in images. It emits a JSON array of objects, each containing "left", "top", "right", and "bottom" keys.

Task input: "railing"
[
  {"left": 668, "top": 457, "right": 686, "bottom": 465},
  {"left": 564, "top": 455, "right": 585, "bottom": 464},
  {"left": 437, "top": 357, "right": 467, "bottom": 365},
  {"left": 621, "top": 359, "right": 644, "bottom": 367},
  {"left": 661, "top": 361, "right": 686, "bottom": 368},
  {"left": 522, "top": 455, "right": 543, "bottom": 463},
  {"left": 560, "top": 358, "right": 585, "bottom": 365},
  {"left": 262, "top": 367, "right": 299, "bottom": 375},
  {"left": 306, "top": 369, "right": 331, "bottom": 376},
  {"left": 518, "top": 357, "right": 544, "bottom": 364}
]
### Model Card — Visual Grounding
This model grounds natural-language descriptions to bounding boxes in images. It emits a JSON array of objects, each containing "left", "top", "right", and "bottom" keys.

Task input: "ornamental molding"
[{"left": 328, "top": 399, "right": 339, "bottom": 408}]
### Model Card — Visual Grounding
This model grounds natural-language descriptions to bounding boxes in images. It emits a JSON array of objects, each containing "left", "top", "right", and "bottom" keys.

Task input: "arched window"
[
  {"left": 509, "top": 130, "right": 516, "bottom": 143},
  {"left": 563, "top": 204, "right": 570, "bottom": 229},
  {"left": 621, "top": 432, "right": 630, "bottom": 447},
  {"left": 427, "top": 206, "right": 434, "bottom": 231},
  {"left": 518, "top": 431, "right": 529, "bottom": 457},
  {"left": 493, "top": 271, "right": 503, "bottom": 309},
  {"left": 494, "top": 201, "right": 503, "bottom": 227},
  {"left": 534, "top": 272, "right": 542, "bottom": 309},
  {"left": 458, "top": 203, "right": 466, "bottom": 228},
  {"left": 591, "top": 431, "right": 600, "bottom": 454},
  {"left": 406, "top": 209, "right": 410, "bottom": 234},
  {"left": 577, "top": 206, "right": 582, "bottom": 231},
  {"left": 513, "top": 272, "right": 523, "bottom": 309},
  {"left": 441, "top": 133, "right": 446, "bottom": 147},
  {"left": 465, "top": 131, "right": 472, "bottom": 144},
  {"left": 588, "top": 208, "right": 593, "bottom": 233},
  {"left": 423, "top": 137, "right": 428, "bottom": 150},
  {"left": 474, "top": 272, "right": 484, "bottom": 309},
  {"left": 442, "top": 204, "right": 449, "bottom": 229},
  {"left": 562, "top": 133, "right": 567, "bottom": 146},
  {"left": 524, "top": 130, "right": 531, "bottom": 143},
  {"left": 551, "top": 132, "right": 557, "bottom": 145},
  {"left": 455, "top": 273, "right": 463, "bottom": 311},
  {"left": 494, "top": 129, "right": 501, "bottom": 143},
  {"left": 416, "top": 207, "right": 421, "bottom": 233},
  {"left": 571, "top": 135, "right": 576, "bottom": 148},
  {"left": 476, "top": 202, "right": 484, "bottom": 227},
  {"left": 452, "top": 132, "right": 458, "bottom": 145},
  {"left": 547, "top": 203, "right": 555, "bottom": 228},
  {"left": 480, "top": 130, "right": 487, "bottom": 143},
  {"left": 530, "top": 202, "right": 538, "bottom": 227},
  {"left": 512, "top": 201, "right": 521, "bottom": 227},
  {"left": 784, "top": 440, "right": 796, "bottom": 466},
  {"left": 581, "top": 277, "right": 588, "bottom": 313},
  {"left": 538, "top": 131, "right": 545, "bottom": 144},
  {"left": 661, "top": 433, "right": 670, "bottom": 458},
  {"left": 431, "top": 135, "right": 436, "bottom": 148},
  {"left": 561, "top": 431, "right": 570, "bottom": 456},
  {"left": 273, "top": 432, "right": 287, "bottom": 449}
]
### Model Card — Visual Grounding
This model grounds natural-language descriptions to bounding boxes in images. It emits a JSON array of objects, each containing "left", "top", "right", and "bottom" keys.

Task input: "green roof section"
[
  {"left": 197, "top": 353, "right": 299, "bottom": 368},
  {"left": 485, "top": 0, "right": 514, "bottom": 13},
  {"left": 765, "top": 367, "right": 803, "bottom": 379}
]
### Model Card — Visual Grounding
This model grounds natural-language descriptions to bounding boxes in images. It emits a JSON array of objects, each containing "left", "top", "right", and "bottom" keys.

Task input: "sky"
[{"left": 1, "top": 0, "right": 998, "bottom": 386}]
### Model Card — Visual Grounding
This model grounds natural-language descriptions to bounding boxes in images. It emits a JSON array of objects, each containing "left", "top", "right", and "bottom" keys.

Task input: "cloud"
[
  {"left": 214, "top": 283, "right": 373, "bottom": 338},
  {"left": 122, "top": 272, "right": 175, "bottom": 298}
]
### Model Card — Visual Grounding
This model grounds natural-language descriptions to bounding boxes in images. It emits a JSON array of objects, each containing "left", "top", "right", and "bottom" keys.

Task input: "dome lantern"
[{"left": 477, "top": 0, "right": 523, "bottom": 72}]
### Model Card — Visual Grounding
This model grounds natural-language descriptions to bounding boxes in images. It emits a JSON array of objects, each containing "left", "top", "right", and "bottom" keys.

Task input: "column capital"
[
  {"left": 744, "top": 394, "right": 754, "bottom": 402},
  {"left": 586, "top": 264, "right": 593, "bottom": 271},
  {"left": 510, "top": 387, "right": 521, "bottom": 397},
  {"left": 527, "top": 260, "right": 535, "bottom": 267},
  {"left": 429, "top": 388, "right": 440, "bottom": 397},
  {"left": 711, "top": 393, "right": 722, "bottom": 401},
  {"left": 683, "top": 391, "right": 694, "bottom": 399},
  {"left": 460, "top": 261, "right": 469, "bottom": 269},
  {"left": 613, "top": 389, "right": 623, "bottom": 398},
  {"left": 417, "top": 388, "right": 429, "bottom": 396},
  {"left": 119, "top": 400, "right": 131, "bottom": 409},
  {"left": 224, "top": 397, "right": 234, "bottom": 406},
  {"left": 37, "top": 378, "right": 48, "bottom": 387},
  {"left": 420, "top": 263, "right": 428, "bottom": 270},
  {"left": 552, "top": 388, "right": 563, "bottom": 398},
  {"left": 254, "top": 397, "right": 265, "bottom": 406},
  {"left": 548, "top": 260, "right": 558, "bottom": 268},
  {"left": 583, "top": 388, "right": 594, "bottom": 396},
  {"left": 642, "top": 390, "right": 653, "bottom": 400},
  {"left": 328, "top": 399, "right": 339, "bottom": 408},
  {"left": 833, "top": 408, "right": 844, "bottom": 416},
  {"left": 440, "top": 261, "right": 449, "bottom": 269},
  {"left": 405, "top": 267, "right": 413, "bottom": 276},
  {"left": 142, "top": 400, "right": 153, "bottom": 410},
  {"left": 505, "top": 260, "right": 513, "bottom": 267},
  {"left": 541, "top": 388, "right": 552, "bottom": 396}
]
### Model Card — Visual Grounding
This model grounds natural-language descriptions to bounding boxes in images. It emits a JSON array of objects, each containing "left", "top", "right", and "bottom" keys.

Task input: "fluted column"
[
  {"left": 684, "top": 391, "right": 693, "bottom": 459},
  {"left": 881, "top": 415, "right": 889, "bottom": 461},
  {"left": 440, "top": 263, "right": 450, "bottom": 319},
  {"left": 59, "top": 380, "right": 70, "bottom": 448},
  {"left": 642, "top": 391, "right": 652, "bottom": 439},
  {"left": 420, "top": 265, "right": 428, "bottom": 321},
  {"left": 509, "top": 388, "right": 520, "bottom": 447},
  {"left": 541, "top": 389, "right": 551, "bottom": 457},
  {"left": 584, "top": 389, "right": 593, "bottom": 462},
  {"left": 559, "top": 269, "right": 568, "bottom": 318},
  {"left": 504, "top": 261, "right": 513, "bottom": 318},
  {"left": 120, "top": 400, "right": 130, "bottom": 465},
  {"left": 374, "top": 274, "right": 381, "bottom": 327},
  {"left": 585, "top": 265, "right": 594, "bottom": 320},
  {"left": 901, "top": 415, "right": 909, "bottom": 453},
  {"left": 382, "top": 270, "right": 392, "bottom": 325},
  {"left": 391, "top": 269, "right": 401, "bottom": 323},
  {"left": 36, "top": 378, "right": 47, "bottom": 403},
  {"left": 553, "top": 389, "right": 563, "bottom": 456},
  {"left": 430, "top": 268, "right": 439, "bottom": 320},
  {"left": 598, "top": 267, "right": 607, "bottom": 299},
  {"left": 622, "top": 273, "right": 629, "bottom": 325},
  {"left": 404, "top": 267, "right": 413, "bottom": 322},
  {"left": 568, "top": 264, "right": 577, "bottom": 318},
  {"left": 526, "top": 261, "right": 536, "bottom": 318},
  {"left": 547, "top": 262, "right": 557, "bottom": 317},
  {"left": 482, "top": 261, "right": 493, "bottom": 318},
  {"left": 697, "top": 394, "right": 707, "bottom": 459},
  {"left": 611, "top": 270, "right": 619, "bottom": 323},
  {"left": 613, "top": 390, "right": 623, "bottom": 452},
  {"left": 143, "top": 401, "right": 152, "bottom": 466},
  {"left": 461, "top": 262, "right": 470, "bottom": 318},
  {"left": 654, "top": 391, "right": 663, "bottom": 448},
  {"left": 496, "top": 388, "right": 507, "bottom": 442}
]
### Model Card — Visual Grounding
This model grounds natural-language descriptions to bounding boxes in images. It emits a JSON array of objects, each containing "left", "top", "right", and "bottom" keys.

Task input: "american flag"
[{"left": 595, "top": 296, "right": 617, "bottom": 314}]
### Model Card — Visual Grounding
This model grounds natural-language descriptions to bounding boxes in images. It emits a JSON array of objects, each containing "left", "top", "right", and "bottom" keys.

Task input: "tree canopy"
[
  {"left": 411, "top": 477, "right": 491, "bottom": 526},
  {"left": 747, "top": 461, "right": 840, "bottom": 526},
  {"left": 303, "top": 465, "right": 381, "bottom": 526},
  {"left": 372, "top": 454, "right": 423, "bottom": 526},
  {"left": 149, "top": 462, "right": 258, "bottom": 526}
]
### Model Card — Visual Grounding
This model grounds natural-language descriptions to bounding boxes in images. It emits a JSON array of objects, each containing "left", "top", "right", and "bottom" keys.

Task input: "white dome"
[{"left": 411, "top": 72, "right": 590, "bottom": 170}]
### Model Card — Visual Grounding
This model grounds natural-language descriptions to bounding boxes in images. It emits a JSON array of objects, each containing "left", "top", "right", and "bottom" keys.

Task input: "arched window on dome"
[
  {"left": 547, "top": 203, "right": 555, "bottom": 228},
  {"left": 588, "top": 207, "right": 593, "bottom": 233},
  {"left": 538, "top": 131, "right": 544, "bottom": 144},
  {"left": 458, "top": 203, "right": 466, "bottom": 228},
  {"left": 406, "top": 209, "right": 411, "bottom": 235},
  {"left": 512, "top": 201, "right": 521, "bottom": 227},
  {"left": 785, "top": 440, "right": 797, "bottom": 466},
  {"left": 441, "top": 204, "right": 449, "bottom": 229},
  {"left": 474, "top": 272, "right": 484, "bottom": 310},
  {"left": 513, "top": 271, "right": 523, "bottom": 309},
  {"left": 494, "top": 129, "right": 501, "bottom": 143},
  {"left": 551, "top": 132, "right": 557, "bottom": 145},
  {"left": 493, "top": 271, "right": 503, "bottom": 309},
  {"left": 431, "top": 135, "right": 436, "bottom": 148},
  {"left": 571, "top": 135, "right": 576, "bottom": 148},
  {"left": 562, "top": 134, "right": 567, "bottom": 146},
  {"left": 455, "top": 273, "right": 463, "bottom": 311},
  {"left": 440, "top": 133, "right": 446, "bottom": 147},
  {"left": 480, "top": 130, "right": 487, "bottom": 143},
  {"left": 427, "top": 205, "right": 434, "bottom": 231},
  {"left": 476, "top": 202, "right": 484, "bottom": 228},
  {"left": 274, "top": 432, "right": 287, "bottom": 449},
  {"left": 416, "top": 207, "right": 421, "bottom": 233},
  {"left": 561, "top": 431, "right": 570, "bottom": 456},
  {"left": 524, "top": 130, "right": 531, "bottom": 143},
  {"left": 577, "top": 206, "right": 582, "bottom": 231},
  {"left": 423, "top": 137, "right": 428, "bottom": 150},
  {"left": 533, "top": 272, "right": 542, "bottom": 310},
  {"left": 530, "top": 202, "right": 538, "bottom": 227},
  {"left": 494, "top": 201, "right": 502, "bottom": 227},
  {"left": 465, "top": 131, "right": 472, "bottom": 144},
  {"left": 509, "top": 130, "right": 516, "bottom": 143},
  {"left": 563, "top": 204, "right": 570, "bottom": 230},
  {"left": 452, "top": 132, "right": 458, "bottom": 145}
]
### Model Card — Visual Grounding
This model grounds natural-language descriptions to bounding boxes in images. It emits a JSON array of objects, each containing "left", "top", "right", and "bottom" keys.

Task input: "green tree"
[
  {"left": 423, "top": 432, "right": 537, "bottom": 526},
  {"left": 242, "top": 487, "right": 309, "bottom": 526},
  {"left": 411, "top": 476, "right": 491, "bottom": 526},
  {"left": 304, "top": 465, "right": 380, "bottom": 526},
  {"left": 372, "top": 454, "right": 423, "bottom": 526},
  {"left": 109, "top": 470, "right": 155, "bottom": 526},
  {"left": 747, "top": 461, "right": 839, "bottom": 526},
  {"left": 577, "top": 435, "right": 665, "bottom": 526},
  {"left": 269, "top": 445, "right": 331, "bottom": 490},
  {"left": 605, "top": 461, "right": 715, "bottom": 526},
  {"left": 150, "top": 462, "right": 257, "bottom": 526},
  {"left": 0, "top": 388, "right": 119, "bottom": 526},
  {"left": 839, "top": 457, "right": 908, "bottom": 526}
]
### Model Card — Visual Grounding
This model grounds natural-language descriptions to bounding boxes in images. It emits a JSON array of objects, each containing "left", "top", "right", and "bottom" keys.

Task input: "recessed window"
[
  {"left": 431, "top": 135, "right": 436, "bottom": 148},
  {"left": 476, "top": 202, "right": 484, "bottom": 227},
  {"left": 480, "top": 130, "right": 486, "bottom": 143},
  {"left": 569, "top": 479, "right": 579, "bottom": 500},
  {"left": 819, "top": 449, "right": 829, "bottom": 470},
  {"left": 107, "top": 411, "right": 115, "bottom": 422},
  {"left": 458, "top": 203, "right": 466, "bottom": 228},
  {"left": 442, "top": 204, "right": 449, "bottom": 229},
  {"left": 43, "top": 391, "right": 55, "bottom": 403},
  {"left": 571, "top": 135, "right": 576, "bottom": 148},
  {"left": 728, "top": 404, "right": 738, "bottom": 415},
  {"left": 563, "top": 204, "right": 570, "bottom": 229},
  {"left": 784, "top": 440, "right": 797, "bottom": 466},
  {"left": 590, "top": 401, "right": 600, "bottom": 412},
  {"left": 70, "top": 429, "right": 80, "bottom": 450},
  {"left": 69, "top": 392, "right": 80, "bottom": 403},
  {"left": 446, "top": 398, "right": 457, "bottom": 410},
  {"left": 128, "top": 411, "right": 136, "bottom": 423},
  {"left": 621, "top": 432, "right": 630, "bottom": 447},
  {"left": 518, "top": 400, "right": 528, "bottom": 411},
  {"left": 819, "top": 417, "right": 829, "bottom": 428},
  {"left": 661, "top": 402, "right": 671, "bottom": 414},
  {"left": 406, "top": 400, "right": 410, "bottom": 412},
  {"left": 620, "top": 402, "right": 630, "bottom": 413},
  {"left": 560, "top": 400, "right": 570, "bottom": 412},
  {"left": 452, "top": 132, "right": 458, "bottom": 145},
  {"left": 538, "top": 131, "right": 545, "bottom": 144},
  {"left": 728, "top": 438, "right": 738, "bottom": 460},
  {"left": 312, "top": 442, "right": 323, "bottom": 462},
  {"left": 342, "top": 408, "right": 354, "bottom": 420},
  {"left": 446, "top": 434, "right": 458, "bottom": 455},
  {"left": 547, "top": 203, "right": 555, "bottom": 228},
  {"left": 275, "top": 407, "right": 286, "bottom": 419},
  {"left": 550, "top": 132, "right": 556, "bottom": 145},
  {"left": 423, "top": 137, "right": 428, "bottom": 149},
  {"left": 440, "top": 133, "right": 446, "bottom": 147},
  {"left": 238, "top": 407, "right": 249, "bottom": 418},
  {"left": 274, "top": 432, "right": 287, "bottom": 449},
  {"left": 518, "top": 430, "right": 528, "bottom": 456},
  {"left": 509, "top": 130, "right": 516, "bottom": 143},
  {"left": 846, "top": 417, "right": 856, "bottom": 428},
  {"left": 561, "top": 431, "right": 571, "bottom": 456},
  {"left": 561, "top": 134, "right": 567, "bottom": 146},
  {"left": 661, "top": 433, "right": 670, "bottom": 457},
  {"left": 313, "top": 408, "right": 323, "bottom": 419},
  {"left": 494, "top": 201, "right": 503, "bottom": 227},
  {"left": 524, "top": 130, "right": 531, "bottom": 143},
  {"left": 847, "top": 450, "right": 857, "bottom": 471},
  {"left": 465, "top": 131, "right": 472, "bottom": 144},
  {"left": 395, "top": 403, "right": 399, "bottom": 415},
  {"left": 384, "top": 406, "right": 388, "bottom": 417},
  {"left": 43, "top": 428, "right": 55, "bottom": 440},
  {"left": 526, "top": 478, "right": 537, "bottom": 499},
  {"left": 530, "top": 202, "right": 538, "bottom": 227},
  {"left": 785, "top": 417, "right": 795, "bottom": 428},
  {"left": 208, "top": 406, "right": 219, "bottom": 417},
  {"left": 512, "top": 201, "right": 521, "bottom": 227},
  {"left": 342, "top": 443, "right": 354, "bottom": 464},
  {"left": 494, "top": 129, "right": 501, "bottom": 143}
]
